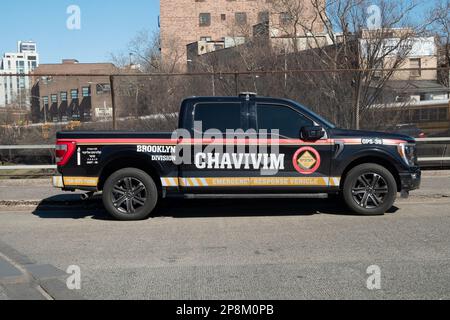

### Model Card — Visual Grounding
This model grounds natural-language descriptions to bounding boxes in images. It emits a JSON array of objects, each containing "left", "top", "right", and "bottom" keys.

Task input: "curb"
[{"left": 0, "top": 199, "right": 101, "bottom": 208}]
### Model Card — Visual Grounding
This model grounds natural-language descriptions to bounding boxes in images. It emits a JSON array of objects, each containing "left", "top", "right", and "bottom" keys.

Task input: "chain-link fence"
[{"left": 0, "top": 68, "right": 449, "bottom": 148}]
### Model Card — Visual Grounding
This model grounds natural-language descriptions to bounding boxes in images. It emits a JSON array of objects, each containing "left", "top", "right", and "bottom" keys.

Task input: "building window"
[
  {"left": 71, "top": 89, "right": 78, "bottom": 100},
  {"left": 410, "top": 58, "right": 421, "bottom": 77},
  {"left": 235, "top": 12, "right": 247, "bottom": 26},
  {"left": 42, "top": 96, "right": 49, "bottom": 106},
  {"left": 96, "top": 83, "right": 111, "bottom": 94},
  {"left": 420, "top": 108, "right": 430, "bottom": 121},
  {"left": 280, "top": 12, "right": 292, "bottom": 26},
  {"left": 221, "top": 14, "right": 226, "bottom": 21},
  {"left": 82, "top": 86, "right": 91, "bottom": 97},
  {"left": 258, "top": 11, "right": 269, "bottom": 23},
  {"left": 18, "top": 77, "right": 26, "bottom": 89},
  {"left": 51, "top": 94, "right": 57, "bottom": 104},
  {"left": 373, "top": 59, "right": 384, "bottom": 79},
  {"left": 439, "top": 108, "right": 448, "bottom": 120},
  {"left": 199, "top": 13, "right": 211, "bottom": 27},
  {"left": 60, "top": 92, "right": 67, "bottom": 101},
  {"left": 200, "top": 36, "right": 212, "bottom": 42}
]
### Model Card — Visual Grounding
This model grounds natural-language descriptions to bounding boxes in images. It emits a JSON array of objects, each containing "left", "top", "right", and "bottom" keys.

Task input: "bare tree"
[
  {"left": 429, "top": 0, "right": 450, "bottom": 87},
  {"left": 105, "top": 1, "right": 428, "bottom": 132},
  {"left": 266, "top": 0, "right": 421, "bottom": 129}
]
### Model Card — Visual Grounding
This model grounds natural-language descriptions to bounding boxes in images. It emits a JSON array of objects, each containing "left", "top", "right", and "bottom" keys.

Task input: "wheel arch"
[
  {"left": 340, "top": 155, "right": 401, "bottom": 192},
  {"left": 98, "top": 155, "right": 162, "bottom": 195}
]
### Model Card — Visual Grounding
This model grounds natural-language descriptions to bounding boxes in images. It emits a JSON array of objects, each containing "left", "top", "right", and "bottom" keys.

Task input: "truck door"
[
  {"left": 178, "top": 99, "right": 249, "bottom": 192},
  {"left": 247, "top": 101, "right": 335, "bottom": 191}
]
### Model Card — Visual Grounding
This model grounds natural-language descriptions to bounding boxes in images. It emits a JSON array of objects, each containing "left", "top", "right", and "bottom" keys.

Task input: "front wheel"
[
  {"left": 343, "top": 163, "right": 397, "bottom": 216},
  {"left": 103, "top": 168, "right": 158, "bottom": 221}
]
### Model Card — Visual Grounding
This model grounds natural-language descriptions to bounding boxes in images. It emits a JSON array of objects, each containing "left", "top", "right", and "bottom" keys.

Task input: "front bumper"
[{"left": 399, "top": 168, "right": 421, "bottom": 192}]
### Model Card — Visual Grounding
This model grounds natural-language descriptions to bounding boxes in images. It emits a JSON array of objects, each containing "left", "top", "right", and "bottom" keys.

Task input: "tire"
[
  {"left": 342, "top": 163, "right": 397, "bottom": 216},
  {"left": 102, "top": 168, "right": 158, "bottom": 221}
]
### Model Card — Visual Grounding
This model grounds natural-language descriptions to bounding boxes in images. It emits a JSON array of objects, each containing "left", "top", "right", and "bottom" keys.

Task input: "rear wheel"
[
  {"left": 103, "top": 168, "right": 158, "bottom": 221},
  {"left": 343, "top": 163, "right": 397, "bottom": 216}
]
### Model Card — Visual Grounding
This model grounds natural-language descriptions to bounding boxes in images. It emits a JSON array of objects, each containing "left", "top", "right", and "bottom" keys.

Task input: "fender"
[
  {"left": 98, "top": 149, "right": 168, "bottom": 185},
  {"left": 335, "top": 146, "right": 407, "bottom": 176}
]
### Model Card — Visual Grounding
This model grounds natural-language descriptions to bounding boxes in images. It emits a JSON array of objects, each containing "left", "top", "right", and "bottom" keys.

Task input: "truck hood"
[{"left": 329, "top": 128, "right": 415, "bottom": 143}]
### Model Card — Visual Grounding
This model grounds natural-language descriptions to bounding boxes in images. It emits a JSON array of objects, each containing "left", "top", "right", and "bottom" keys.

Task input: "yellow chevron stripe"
[{"left": 161, "top": 177, "right": 341, "bottom": 188}]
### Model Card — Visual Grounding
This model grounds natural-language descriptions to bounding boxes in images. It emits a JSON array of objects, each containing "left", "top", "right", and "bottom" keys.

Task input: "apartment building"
[
  {"left": 160, "top": 0, "right": 324, "bottom": 68},
  {"left": 0, "top": 41, "right": 39, "bottom": 108},
  {"left": 31, "top": 59, "right": 116, "bottom": 123}
]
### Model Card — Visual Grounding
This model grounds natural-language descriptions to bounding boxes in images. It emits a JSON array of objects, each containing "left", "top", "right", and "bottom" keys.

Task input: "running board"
[{"left": 167, "top": 193, "right": 329, "bottom": 200}]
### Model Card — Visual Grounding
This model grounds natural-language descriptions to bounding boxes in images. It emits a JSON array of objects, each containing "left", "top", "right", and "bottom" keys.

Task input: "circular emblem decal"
[{"left": 293, "top": 147, "right": 321, "bottom": 175}]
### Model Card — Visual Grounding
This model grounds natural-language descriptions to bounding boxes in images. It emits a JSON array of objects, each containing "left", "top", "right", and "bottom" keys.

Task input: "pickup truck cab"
[{"left": 54, "top": 94, "right": 421, "bottom": 220}]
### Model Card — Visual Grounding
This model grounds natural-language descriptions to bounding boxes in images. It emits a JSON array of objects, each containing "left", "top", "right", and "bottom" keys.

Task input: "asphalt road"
[{"left": 0, "top": 172, "right": 449, "bottom": 300}]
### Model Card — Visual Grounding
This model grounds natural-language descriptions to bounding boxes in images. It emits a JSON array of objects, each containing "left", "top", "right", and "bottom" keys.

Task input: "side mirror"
[{"left": 301, "top": 126, "right": 325, "bottom": 141}]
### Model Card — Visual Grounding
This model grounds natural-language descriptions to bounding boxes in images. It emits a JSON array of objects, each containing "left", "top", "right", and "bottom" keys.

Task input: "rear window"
[{"left": 194, "top": 103, "right": 242, "bottom": 132}]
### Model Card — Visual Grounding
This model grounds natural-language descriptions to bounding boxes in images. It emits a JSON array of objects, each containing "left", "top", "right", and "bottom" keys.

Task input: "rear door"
[{"left": 179, "top": 99, "right": 249, "bottom": 192}]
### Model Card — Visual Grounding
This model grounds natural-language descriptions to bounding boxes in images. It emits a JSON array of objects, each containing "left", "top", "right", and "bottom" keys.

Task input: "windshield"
[
  {"left": 312, "top": 112, "right": 336, "bottom": 129},
  {"left": 291, "top": 100, "right": 336, "bottom": 129}
]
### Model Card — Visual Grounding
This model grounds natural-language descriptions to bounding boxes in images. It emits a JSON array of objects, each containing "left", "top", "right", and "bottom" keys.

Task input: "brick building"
[
  {"left": 31, "top": 60, "right": 117, "bottom": 123},
  {"left": 160, "top": 0, "right": 325, "bottom": 68}
]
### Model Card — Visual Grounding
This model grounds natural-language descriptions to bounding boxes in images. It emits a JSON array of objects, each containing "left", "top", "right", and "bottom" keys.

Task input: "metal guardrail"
[
  {"left": 0, "top": 145, "right": 55, "bottom": 150},
  {"left": 416, "top": 138, "right": 450, "bottom": 168},
  {"left": 0, "top": 165, "right": 56, "bottom": 170},
  {"left": 0, "top": 145, "right": 56, "bottom": 172},
  {"left": 0, "top": 138, "right": 449, "bottom": 173}
]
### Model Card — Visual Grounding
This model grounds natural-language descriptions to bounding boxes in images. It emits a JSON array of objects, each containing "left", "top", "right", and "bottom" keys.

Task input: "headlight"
[{"left": 398, "top": 143, "right": 417, "bottom": 167}]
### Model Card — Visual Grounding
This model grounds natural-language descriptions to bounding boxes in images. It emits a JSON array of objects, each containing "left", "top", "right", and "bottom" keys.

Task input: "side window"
[
  {"left": 257, "top": 104, "right": 313, "bottom": 138},
  {"left": 194, "top": 103, "right": 242, "bottom": 132}
]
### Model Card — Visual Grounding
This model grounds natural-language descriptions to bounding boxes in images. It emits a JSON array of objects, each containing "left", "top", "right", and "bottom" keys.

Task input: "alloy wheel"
[
  {"left": 111, "top": 177, "right": 148, "bottom": 214},
  {"left": 351, "top": 173, "right": 389, "bottom": 209}
]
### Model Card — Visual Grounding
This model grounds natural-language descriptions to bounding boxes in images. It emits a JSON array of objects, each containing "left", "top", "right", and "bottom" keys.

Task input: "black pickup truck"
[{"left": 54, "top": 94, "right": 421, "bottom": 220}]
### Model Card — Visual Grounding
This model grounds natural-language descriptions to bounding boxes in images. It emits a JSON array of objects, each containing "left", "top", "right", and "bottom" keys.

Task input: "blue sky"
[{"left": 0, "top": 0, "right": 159, "bottom": 64}]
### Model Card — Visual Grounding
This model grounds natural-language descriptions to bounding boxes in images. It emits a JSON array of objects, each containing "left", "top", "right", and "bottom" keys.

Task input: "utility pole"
[{"left": 354, "top": 72, "right": 363, "bottom": 130}]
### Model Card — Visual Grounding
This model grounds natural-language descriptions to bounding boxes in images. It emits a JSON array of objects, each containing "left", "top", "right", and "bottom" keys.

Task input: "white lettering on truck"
[{"left": 195, "top": 153, "right": 285, "bottom": 171}]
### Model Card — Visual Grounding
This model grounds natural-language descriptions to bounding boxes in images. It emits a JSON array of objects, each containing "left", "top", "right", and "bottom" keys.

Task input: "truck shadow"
[
  {"left": 32, "top": 194, "right": 399, "bottom": 220},
  {"left": 157, "top": 198, "right": 399, "bottom": 218},
  {"left": 32, "top": 194, "right": 108, "bottom": 220}
]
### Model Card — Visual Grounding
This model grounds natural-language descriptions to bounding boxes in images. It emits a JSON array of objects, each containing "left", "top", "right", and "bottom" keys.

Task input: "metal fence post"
[
  {"left": 235, "top": 72, "right": 239, "bottom": 96},
  {"left": 110, "top": 75, "right": 117, "bottom": 130}
]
